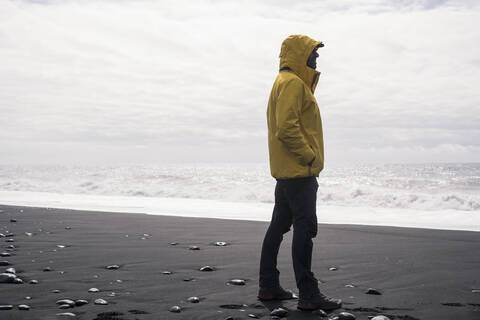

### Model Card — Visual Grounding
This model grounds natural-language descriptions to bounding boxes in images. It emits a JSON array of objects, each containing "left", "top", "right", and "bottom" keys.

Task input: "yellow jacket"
[{"left": 267, "top": 34, "right": 325, "bottom": 179}]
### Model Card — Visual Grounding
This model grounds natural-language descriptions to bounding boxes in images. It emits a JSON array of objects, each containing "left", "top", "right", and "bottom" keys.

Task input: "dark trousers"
[{"left": 259, "top": 176, "right": 320, "bottom": 299}]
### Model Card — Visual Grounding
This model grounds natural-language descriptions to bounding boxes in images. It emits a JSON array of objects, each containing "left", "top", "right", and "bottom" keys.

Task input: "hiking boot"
[
  {"left": 297, "top": 292, "right": 342, "bottom": 311},
  {"left": 257, "top": 286, "right": 295, "bottom": 301}
]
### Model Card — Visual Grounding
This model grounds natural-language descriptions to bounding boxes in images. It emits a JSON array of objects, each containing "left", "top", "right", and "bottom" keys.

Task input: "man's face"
[{"left": 306, "top": 48, "right": 319, "bottom": 69}]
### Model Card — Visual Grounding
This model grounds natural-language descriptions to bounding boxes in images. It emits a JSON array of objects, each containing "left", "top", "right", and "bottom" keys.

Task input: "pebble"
[
  {"left": 187, "top": 296, "right": 200, "bottom": 303},
  {"left": 329, "top": 267, "right": 338, "bottom": 271},
  {"left": 10, "top": 219, "right": 17, "bottom": 223},
  {"left": 199, "top": 265, "right": 215, "bottom": 271},
  {"left": 5, "top": 267, "right": 16, "bottom": 274},
  {"left": 0, "top": 261, "right": 10, "bottom": 266},
  {"left": 6, "top": 239, "right": 14, "bottom": 243},
  {"left": 170, "top": 242, "right": 178, "bottom": 245},
  {"left": 0, "top": 272, "right": 16, "bottom": 283},
  {"left": 365, "top": 288, "right": 382, "bottom": 295},
  {"left": 115, "top": 279, "right": 123, "bottom": 283},
  {"left": 6, "top": 245, "right": 15, "bottom": 249},
  {"left": 345, "top": 284, "right": 355, "bottom": 288},
  {"left": 0, "top": 233, "right": 4, "bottom": 238},
  {"left": 183, "top": 277, "right": 194, "bottom": 281},
  {"left": 56, "top": 245, "right": 66, "bottom": 249},
  {"left": 56, "top": 299, "right": 75, "bottom": 307},
  {"left": 332, "top": 312, "right": 356, "bottom": 320},
  {"left": 106, "top": 264, "right": 120, "bottom": 270},
  {"left": 472, "top": 289, "right": 480, "bottom": 293},
  {"left": 227, "top": 279, "right": 246, "bottom": 285},
  {"left": 108, "top": 292, "right": 116, "bottom": 297},
  {"left": 75, "top": 300, "right": 88, "bottom": 306},
  {"left": 59, "top": 304, "right": 72, "bottom": 309},
  {"left": 169, "top": 305, "right": 181, "bottom": 313},
  {"left": 270, "top": 307, "right": 288, "bottom": 317},
  {"left": 0, "top": 305, "right": 13, "bottom": 310},
  {"left": 214, "top": 241, "right": 228, "bottom": 246},
  {"left": 88, "top": 288, "right": 100, "bottom": 293},
  {"left": 14, "top": 300, "right": 28, "bottom": 308},
  {"left": 189, "top": 245, "right": 200, "bottom": 250},
  {"left": 44, "top": 267, "right": 53, "bottom": 272},
  {"left": 25, "top": 296, "right": 31, "bottom": 300},
  {"left": 162, "top": 271, "right": 172, "bottom": 275},
  {"left": 56, "top": 312, "right": 76, "bottom": 317},
  {"left": 224, "top": 317, "right": 234, "bottom": 320},
  {"left": 1, "top": 252, "right": 11, "bottom": 257},
  {"left": 94, "top": 299, "right": 108, "bottom": 305},
  {"left": 371, "top": 316, "right": 391, "bottom": 320},
  {"left": 248, "top": 314, "right": 259, "bottom": 318},
  {"left": 65, "top": 227, "right": 72, "bottom": 230},
  {"left": 13, "top": 278, "right": 23, "bottom": 284},
  {"left": 29, "top": 279, "right": 39, "bottom": 284},
  {"left": 25, "top": 232, "right": 33, "bottom": 237},
  {"left": 52, "top": 290, "right": 61, "bottom": 293},
  {"left": 312, "top": 309, "right": 328, "bottom": 317}
]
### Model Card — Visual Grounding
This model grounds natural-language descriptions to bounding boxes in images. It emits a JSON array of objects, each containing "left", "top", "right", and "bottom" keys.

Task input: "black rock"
[
  {"left": 56, "top": 299, "right": 75, "bottom": 307},
  {"left": 18, "top": 304, "right": 30, "bottom": 310},
  {"left": 43, "top": 267, "right": 52, "bottom": 272},
  {"left": 13, "top": 277, "right": 23, "bottom": 284},
  {"left": 0, "top": 261, "right": 10, "bottom": 266},
  {"left": 5, "top": 267, "right": 16, "bottom": 274},
  {"left": 0, "top": 305, "right": 13, "bottom": 310},
  {"left": 270, "top": 307, "right": 288, "bottom": 317},
  {"left": 6, "top": 245, "right": 15, "bottom": 249},
  {"left": 94, "top": 299, "right": 108, "bottom": 305},
  {"left": 227, "top": 279, "right": 246, "bottom": 285},
  {"left": 106, "top": 264, "right": 120, "bottom": 270},
  {"left": 0, "top": 272, "right": 16, "bottom": 283},
  {"left": 189, "top": 245, "right": 200, "bottom": 250},
  {"left": 29, "top": 279, "right": 38, "bottom": 284},
  {"left": 52, "top": 290, "right": 61, "bottom": 293},
  {"left": 332, "top": 312, "right": 356, "bottom": 320},
  {"left": 187, "top": 296, "right": 200, "bottom": 303},
  {"left": 365, "top": 288, "right": 382, "bottom": 295},
  {"left": 56, "top": 312, "right": 76, "bottom": 317},
  {"left": 10, "top": 219, "right": 17, "bottom": 223},
  {"left": 199, "top": 265, "right": 215, "bottom": 271},
  {"left": 312, "top": 309, "right": 328, "bottom": 317},
  {"left": 183, "top": 277, "right": 194, "bottom": 281},
  {"left": 75, "top": 300, "right": 88, "bottom": 306},
  {"left": 169, "top": 305, "right": 181, "bottom": 313}
]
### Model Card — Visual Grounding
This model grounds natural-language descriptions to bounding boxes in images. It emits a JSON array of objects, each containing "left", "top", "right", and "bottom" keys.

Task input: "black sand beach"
[{"left": 0, "top": 204, "right": 479, "bottom": 320}]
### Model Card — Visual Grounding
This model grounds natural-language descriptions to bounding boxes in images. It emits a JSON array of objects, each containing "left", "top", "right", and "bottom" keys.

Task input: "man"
[{"left": 258, "top": 34, "right": 342, "bottom": 311}]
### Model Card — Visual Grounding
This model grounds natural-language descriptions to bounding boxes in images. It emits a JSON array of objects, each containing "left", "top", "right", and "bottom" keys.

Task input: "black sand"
[{"left": 0, "top": 204, "right": 479, "bottom": 319}]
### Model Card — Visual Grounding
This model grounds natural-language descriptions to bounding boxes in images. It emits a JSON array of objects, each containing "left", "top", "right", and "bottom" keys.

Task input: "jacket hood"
[{"left": 279, "top": 34, "right": 323, "bottom": 93}]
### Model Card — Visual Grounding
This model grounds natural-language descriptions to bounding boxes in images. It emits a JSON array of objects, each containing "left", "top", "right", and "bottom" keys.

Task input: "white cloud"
[{"left": 0, "top": 0, "right": 479, "bottom": 164}]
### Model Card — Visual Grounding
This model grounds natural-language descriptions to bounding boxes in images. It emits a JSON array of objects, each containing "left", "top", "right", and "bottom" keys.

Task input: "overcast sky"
[{"left": 1, "top": 0, "right": 479, "bottom": 165}]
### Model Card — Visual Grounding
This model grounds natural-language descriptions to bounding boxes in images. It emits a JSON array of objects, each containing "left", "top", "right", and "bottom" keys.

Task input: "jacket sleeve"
[{"left": 275, "top": 79, "right": 315, "bottom": 166}]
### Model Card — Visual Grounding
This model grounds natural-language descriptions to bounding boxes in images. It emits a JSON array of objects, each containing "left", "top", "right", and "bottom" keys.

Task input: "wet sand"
[{"left": 0, "top": 204, "right": 479, "bottom": 320}]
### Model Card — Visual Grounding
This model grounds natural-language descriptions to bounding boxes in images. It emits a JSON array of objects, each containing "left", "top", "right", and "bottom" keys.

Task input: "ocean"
[{"left": 0, "top": 163, "right": 479, "bottom": 231}]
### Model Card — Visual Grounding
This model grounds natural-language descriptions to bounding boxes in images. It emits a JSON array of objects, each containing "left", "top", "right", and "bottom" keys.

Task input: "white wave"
[{"left": 0, "top": 163, "right": 479, "bottom": 211}]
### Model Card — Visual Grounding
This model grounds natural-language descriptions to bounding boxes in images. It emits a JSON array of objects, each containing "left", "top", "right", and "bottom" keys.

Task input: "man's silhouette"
[{"left": 258, "top": 34, "right": 342, "bottom": 311}]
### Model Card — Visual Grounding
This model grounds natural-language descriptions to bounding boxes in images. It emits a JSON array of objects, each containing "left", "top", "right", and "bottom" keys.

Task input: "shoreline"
[
  {"left": 1, "top": 204, "right": 479, "bottom": 320},
  {"left": 1, "top": 190, "right": 479, "bottom": 232}
]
